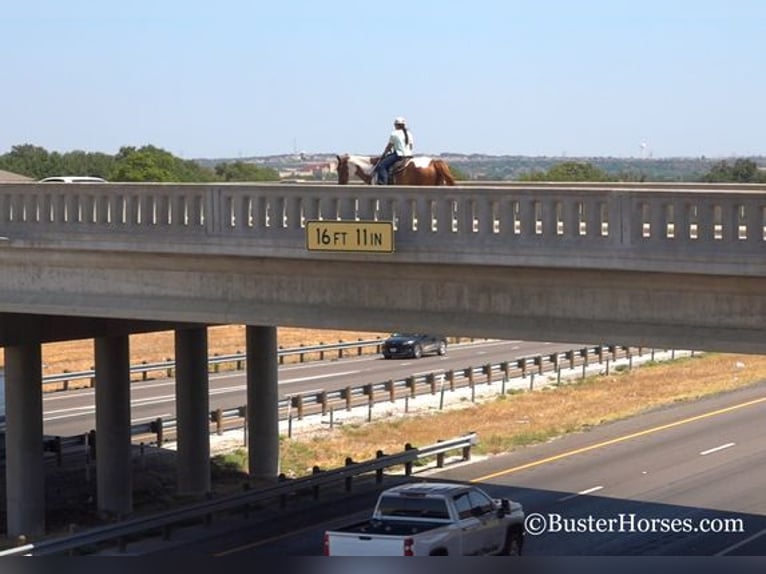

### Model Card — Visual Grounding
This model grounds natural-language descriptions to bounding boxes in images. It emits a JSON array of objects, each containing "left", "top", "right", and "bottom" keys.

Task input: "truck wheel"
[{"left": 501, "top": 527, "right": 523, "bottom": 556}]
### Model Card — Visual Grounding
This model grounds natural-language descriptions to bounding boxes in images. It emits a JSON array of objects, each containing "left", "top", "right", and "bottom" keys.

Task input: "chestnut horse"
[{"left": 336, "top": 154, "right": 455, "bottom": 185}]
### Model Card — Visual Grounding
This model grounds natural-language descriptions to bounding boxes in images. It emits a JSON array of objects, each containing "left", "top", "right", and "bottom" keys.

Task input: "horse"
[{"left": 336, "top": 154, "right": 455, "bottom": 186}]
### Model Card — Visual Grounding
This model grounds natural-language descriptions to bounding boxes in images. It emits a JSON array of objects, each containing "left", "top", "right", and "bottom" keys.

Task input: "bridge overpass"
[{"left": 0, "top": 180, "right": 765, "bottom": 539}]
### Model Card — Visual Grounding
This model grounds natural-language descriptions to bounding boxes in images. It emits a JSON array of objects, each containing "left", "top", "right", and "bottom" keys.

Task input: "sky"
[{"left": 1, "top": 1, "right": 764, "bottom": 159}]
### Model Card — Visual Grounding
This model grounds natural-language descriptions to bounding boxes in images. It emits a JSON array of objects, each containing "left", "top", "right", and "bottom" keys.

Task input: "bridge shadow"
[{"left": 475, "top": 482, "right": 766, "bottom": 556}]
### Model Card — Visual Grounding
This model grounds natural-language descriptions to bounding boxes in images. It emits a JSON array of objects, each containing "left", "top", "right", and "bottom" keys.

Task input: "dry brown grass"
[{"left": 277, "top": 353, "right": 766, "bottom": 476}]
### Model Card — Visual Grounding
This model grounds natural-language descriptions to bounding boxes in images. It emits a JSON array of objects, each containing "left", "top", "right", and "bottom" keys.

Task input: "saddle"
[{"left": 390, "top": 157, "right": 413, "bottom": 175}]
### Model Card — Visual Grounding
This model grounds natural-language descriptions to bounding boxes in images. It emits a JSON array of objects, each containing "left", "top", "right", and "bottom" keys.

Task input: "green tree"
[
  {"left": 109, "top": 145, "right": 217, "bottom": 182},
  {"left": 519, "top": 161, "right": 611, "bottom": 182},
  {"left": 0, "top": 144, "right": 60, "bottom": 179},
  {"left": 703, "top": 159, "right": 765, "bottom": 183},
  {"left": 214, "top": 161, "right": 279, "bottom": 182},
  {"left": 447, "top": 164, "right": 468, "bottom": 181}
]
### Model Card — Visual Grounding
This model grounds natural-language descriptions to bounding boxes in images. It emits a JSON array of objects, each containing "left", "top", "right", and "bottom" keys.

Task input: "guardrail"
[
  {"left": 132, "top": 344, "right": 672, "bottom": 444},
  {"left": 37, "top": 344, "right": 678, "bottom": 466},
  {"left": 1, "top": 433, "right": 478, "bottom": 556},
  {"left": 42, "top": 337, "right": 386, "bottom": 391}
]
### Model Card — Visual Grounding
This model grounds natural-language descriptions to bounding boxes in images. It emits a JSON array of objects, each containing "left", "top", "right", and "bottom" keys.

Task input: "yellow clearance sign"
[{"left": 306, "top": 220, "right": 394, "bottom": 253}]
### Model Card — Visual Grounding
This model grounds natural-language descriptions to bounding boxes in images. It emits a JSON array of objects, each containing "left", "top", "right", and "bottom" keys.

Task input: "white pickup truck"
[{"left": 323, "top": 481, "right": 525, "bottom": 556}]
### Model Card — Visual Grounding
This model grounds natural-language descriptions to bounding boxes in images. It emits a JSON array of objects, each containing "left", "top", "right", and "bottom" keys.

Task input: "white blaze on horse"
[{"left": 336, "top": 154, "right": 455, "bottom": 185}]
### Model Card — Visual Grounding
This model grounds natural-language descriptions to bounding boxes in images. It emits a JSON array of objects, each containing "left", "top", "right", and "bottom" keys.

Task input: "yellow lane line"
[{"left": 471, "top": 396, "right": 766, "bottom": 483}]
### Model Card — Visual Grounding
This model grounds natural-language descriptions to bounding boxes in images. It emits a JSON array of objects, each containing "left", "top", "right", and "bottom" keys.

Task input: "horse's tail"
[{"left": 432, "top": 159, "right": 456, "bottom": 185}]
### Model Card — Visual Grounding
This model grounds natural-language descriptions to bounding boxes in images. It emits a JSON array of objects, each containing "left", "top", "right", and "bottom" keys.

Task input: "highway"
[
  {"left": 41, "top": 339, "right": 579, "bottom": 438},
  {"left": 145, "top": 381, "right": 766, "bottom": 556}
]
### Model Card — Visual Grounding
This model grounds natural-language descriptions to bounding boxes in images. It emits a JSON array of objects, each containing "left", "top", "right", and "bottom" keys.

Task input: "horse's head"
[
  {"left": 336, "top": 154, "right": 376, "bottom": 184},
  {"left": 336, "top": 154, "right": 351, "bottom": 184}
]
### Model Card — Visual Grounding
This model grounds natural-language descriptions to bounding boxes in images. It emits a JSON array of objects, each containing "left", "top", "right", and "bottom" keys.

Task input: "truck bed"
[{"left": 332, "top": 518, "right": 447, "bottom": 537}]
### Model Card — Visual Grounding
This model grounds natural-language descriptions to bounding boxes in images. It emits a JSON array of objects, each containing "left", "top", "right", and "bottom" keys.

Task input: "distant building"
[
  {"left": 0, "top": 169, "right": 33, "bottom": 183},
  {"left": 279, "top": 162, "right": 336, "bottom": 180}
]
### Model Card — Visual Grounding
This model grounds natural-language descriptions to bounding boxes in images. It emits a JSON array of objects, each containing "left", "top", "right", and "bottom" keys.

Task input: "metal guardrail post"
[
  {"left": 447, "top": 369, "right": 455, "bottom": 392},
  {"left": 375, "top": 450, "right": 385, "bottom": 483},
  {"left": 364, "top": 384, "right": 374, "bottom": 422},
  {"left": 427, "top": 373, "right": 436, "bottom": 395},
  {"left": 150, "top": 417, "right": 164, "bottom": 445},
  {"left": 319, "top": 391, "right": 328, "bottom": 416},
  {"left": 404, "top": 443, "right": 414, "bottom": 476},
  {"left": 436, "top": 440, "right": 445, "bottom": 468},
  {"left": 567, "top": 349, "right": 575, "bottom": 369},
  {"left": 212, "top": 409, "right": 223, "bottom": 435},
  {"left": 406, "top": 376, "right": 416, "bottom": 398},
  {"left": 386, "top": 379, "right": 395, "bottom": 402},
  {"left": 467, "top": 368, "right": 475, "bottom": 402},
  {"left": 292, "top": 395, "right": 304, "bottom": 420},
  {"left": 483, "top": 364, "right": 492, "bottom": 385},
  {"left": 344, "top": 457, "right": 354, "bottom": 492},
  {"left": 518, "top": 357, "right": 527, "bottom": 378},
  {"left": 344, "top": 386, "right": 352, "bottom": 411}
]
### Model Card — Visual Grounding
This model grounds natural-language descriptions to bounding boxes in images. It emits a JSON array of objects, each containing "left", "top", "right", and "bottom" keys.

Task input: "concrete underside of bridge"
[{"left": 1, "top": 248, "right": 766, "bottom": 354}]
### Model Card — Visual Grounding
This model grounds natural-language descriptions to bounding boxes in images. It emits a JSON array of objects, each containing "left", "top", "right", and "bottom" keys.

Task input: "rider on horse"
[{"left": 373, "top": 117, "right": 414, "bottom": 185}]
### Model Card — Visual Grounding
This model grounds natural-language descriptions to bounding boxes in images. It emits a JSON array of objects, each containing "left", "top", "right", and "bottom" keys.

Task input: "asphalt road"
[
  {"left": 160, "top": 381, "right": 766, "bottom": 556},
  {"left": 41, "top": 339, "right": 578, "bottom": 437}
]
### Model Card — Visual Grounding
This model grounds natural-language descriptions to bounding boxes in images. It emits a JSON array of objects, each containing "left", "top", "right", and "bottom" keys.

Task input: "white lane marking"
[
  {"left": 715, "top": 528, "right": 766, "bottom": 556},
  {"left": 699, "top": 442, "right": 735, "bottom": 456},
  {"left": 557, "top": 485, "right": 604, "bottom": 502},
  {"left": 281, "top": 370, "right": 360, "bottom": 384}
]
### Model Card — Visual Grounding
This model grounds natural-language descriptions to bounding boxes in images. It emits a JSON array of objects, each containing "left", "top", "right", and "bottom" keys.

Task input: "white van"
[{"left": 38, "top": 176, "right": 107, "bottom": 183}]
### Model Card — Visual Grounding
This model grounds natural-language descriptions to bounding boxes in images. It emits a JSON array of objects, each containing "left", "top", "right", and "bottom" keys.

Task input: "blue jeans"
[{"left": 375, "top": 153, "right": 401, "bottom": 185}]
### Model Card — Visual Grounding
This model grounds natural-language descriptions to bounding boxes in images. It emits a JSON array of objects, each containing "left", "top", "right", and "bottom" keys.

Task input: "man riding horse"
[{"left": 373, "top": 116, "right": 413, "bottom": 185}]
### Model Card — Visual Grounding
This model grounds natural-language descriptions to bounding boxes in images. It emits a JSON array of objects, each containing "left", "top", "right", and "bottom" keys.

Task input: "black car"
[{"left": 381, "top": 333, "right": 447, "bottom": 359}]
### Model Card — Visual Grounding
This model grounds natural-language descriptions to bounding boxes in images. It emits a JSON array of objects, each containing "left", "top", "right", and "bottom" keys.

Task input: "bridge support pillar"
[
  {"left": 174, "top": 326, "right": 211, "bottom": 495},
  {"left": 246, "top": 325, "right": 279, "bottom": 480},
  {"left": 94, "top": 335, "right": 132, "bottom": 518},
  {"left": 4, "top": 344, "right": 45, "bottom": 538}
]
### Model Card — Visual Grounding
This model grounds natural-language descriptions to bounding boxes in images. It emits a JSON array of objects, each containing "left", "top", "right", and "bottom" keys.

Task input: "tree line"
[
  {"left": 1, "top": 143, "right": 763, "bottom": 183},
  {"left": 0, "top": 144, "right": 280, "bottom": 182},
  {"left": 518, "top": 158, "right": 766, "bottom": 183}
]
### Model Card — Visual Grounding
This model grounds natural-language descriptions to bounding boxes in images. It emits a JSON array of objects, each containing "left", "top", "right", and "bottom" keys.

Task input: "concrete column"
[
  {"left": 94, "top": 335, "right": 132, "bottom": 517},
  {"left": 4, "top": 344, "right": 45, "bottom": 538},
  {"left": 246, "top": 325, "right": 279, "bottom": 480},
  {"left": 174, "top": 327, "right": 210, "bottom": 495}
]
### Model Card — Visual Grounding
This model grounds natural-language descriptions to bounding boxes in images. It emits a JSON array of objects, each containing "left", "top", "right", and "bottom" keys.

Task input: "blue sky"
[{"left": 2, "top": 1, "right": 764, "bottom": 159}]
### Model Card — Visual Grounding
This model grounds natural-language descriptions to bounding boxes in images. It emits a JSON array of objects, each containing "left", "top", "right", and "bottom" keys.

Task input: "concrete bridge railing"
[{"left": 0, "top": 182, "right": 765, "bottom": 276}]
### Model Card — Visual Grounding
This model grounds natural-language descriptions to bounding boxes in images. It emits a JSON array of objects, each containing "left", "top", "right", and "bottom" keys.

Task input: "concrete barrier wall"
[{"left": 0, "top": 182, "right": 764, "bottom": 276}]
